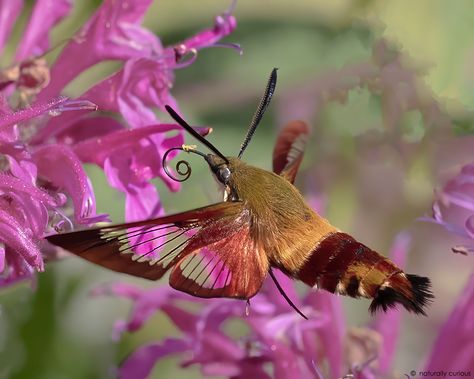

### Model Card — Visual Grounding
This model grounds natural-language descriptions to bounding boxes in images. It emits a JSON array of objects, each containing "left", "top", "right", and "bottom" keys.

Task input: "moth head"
[
  {"left": 162, "top": 68, "right": 277, "bottom": 185},
  {"left": 204, "top": 154, "right": 232, "bottom": 185}
]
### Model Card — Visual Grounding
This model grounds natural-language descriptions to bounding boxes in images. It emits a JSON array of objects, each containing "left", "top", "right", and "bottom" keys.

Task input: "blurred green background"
[{"left": 2, "top": 1, "right": 474, "bottom": 378}]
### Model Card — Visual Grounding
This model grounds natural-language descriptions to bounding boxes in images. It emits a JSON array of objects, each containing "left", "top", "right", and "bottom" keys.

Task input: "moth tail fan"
[{"left": 369, "top": 273, "right": 433, "bottom": 315}]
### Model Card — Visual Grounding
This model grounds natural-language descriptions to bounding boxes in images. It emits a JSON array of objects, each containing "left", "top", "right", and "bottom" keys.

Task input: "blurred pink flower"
[
  {"left": 0, "top": 0, "right": 237, "bottom": 285},
  {"left": 93, "top": 233, "right": 411, "bottom": 379},
  {"left": 425, "top": 163, "right": 474, "bottom": 255},
  {"left": 422, "top": 273, "right": 474, "bottom": 375}
]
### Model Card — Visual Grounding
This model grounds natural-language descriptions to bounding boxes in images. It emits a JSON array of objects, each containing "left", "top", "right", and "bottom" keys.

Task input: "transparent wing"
[
  {"left": 46, "top": 201, "right": 270, "bottom": 299},
  {"left": 46, "top": 202, "right": 245, "bottom": 280}
]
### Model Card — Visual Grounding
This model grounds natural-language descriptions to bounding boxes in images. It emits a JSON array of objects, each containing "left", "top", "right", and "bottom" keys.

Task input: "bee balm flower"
[{"left": 0, "top": 0, "right": 237, "bottom": 286}]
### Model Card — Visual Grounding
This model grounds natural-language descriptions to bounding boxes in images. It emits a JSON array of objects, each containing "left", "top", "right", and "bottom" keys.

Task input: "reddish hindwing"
[
  {"left": 296, "top": 232, "right": 433, "bottom": 314},
  {"left": 272, "top": 120, "right": 310, "bottom": 184},
  {"left": 47, "top": 200, "right": 271, "bottom": 300},
  {"left": 169, "top": 209, "right": 269, "bottom": 299}
]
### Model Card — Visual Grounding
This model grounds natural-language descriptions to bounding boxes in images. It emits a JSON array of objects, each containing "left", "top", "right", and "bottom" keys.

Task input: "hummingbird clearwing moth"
[{"left": 46, "top": 68, "right": 433, "bottom": 317}]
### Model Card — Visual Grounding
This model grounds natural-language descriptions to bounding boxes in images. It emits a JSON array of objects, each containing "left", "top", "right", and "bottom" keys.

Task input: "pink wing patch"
[{"left": 169, "top": 211, "right": 269, "bottom": 299}]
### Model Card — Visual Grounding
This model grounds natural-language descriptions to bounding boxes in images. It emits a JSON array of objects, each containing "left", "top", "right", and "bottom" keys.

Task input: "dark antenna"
[
  {"left": 269, "top": 268, "right": 308, "bottom": 320},
  {"left": 165, "top": 105, "right": 228, "bottom": 163},
  {"left": 238, "top": 68, "right": 278, "bottom": 158}
]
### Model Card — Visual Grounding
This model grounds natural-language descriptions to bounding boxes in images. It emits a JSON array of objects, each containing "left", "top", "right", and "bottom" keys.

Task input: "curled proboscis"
[{"left": 162, "top": 147, "right": 193, "bottom": 182}]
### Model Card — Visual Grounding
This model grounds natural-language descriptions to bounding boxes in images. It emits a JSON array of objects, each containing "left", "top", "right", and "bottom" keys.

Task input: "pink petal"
[
  {"left": 96, "top": 284, "right": 190, "bottom": 333},
  {"left": 369, "top": 232, "right": 410, "bottom": 374},
  {"left": 3, "top": 190, "right": 49, "bottom": 237},
  {"left": 0, "top": 97, "right": 66, "bottom": 130},
  {"left": 438, "top": 163, "right": 474, "bottom": 213},
  {"left": 93, "top": 282, "right": 199, "bottom": 335},
  {"left": 269, "top": 342, "right": 306, "bottom": 379},
  {"left": 161, "top": 303, "right": 200, "bottom": 335},
  {"left": 38, "top": 0, "right": 160, "bottom": 99},
  {"left": 201, "top": 362, "right": 240, "bottom": 377},
  {"left": 0, "top": 97, "right": 96, "bottom": 131},
  {"left": 56, "top": 116, "right": 125, "bottom": 145},
  {"left": 119, "top": 339, "right": 189, "bottom": 379},
  {"left": 7, "top": 155, "right": 37, "bottom": 184},
  {"left": 126, "top": 288, "right": 177, "bottom": 332},
  {"left": 40, "top": 59, "right": 169, "bottom": 138},
  {"left": 90, "top": 281, "right": 144, "bottom": 300},
  {"left": 264, "top": 312, "right": 325, "bottom": 340},
  {"left": 164, "top": 9, "right": 239, "bottom": 70},
  {"left": 443, "top": 191, "right": 474, "bottom": 212},
  {"left": 465, "top": 214, "right": 474, "bottom": 239},
  {"left": 35, "top": 58, "right": 179, "bottom": 143},
  {"left": 111, "top": 320, "right": 127, "bottom": 342},
  {"left": 101, "top": 139, "right": 169, "bottom": 201},
  {"left": 0, "top": 209, "right": 43, "bottom": 269},
  {"left": 0, "top": 174, "right": 58, "bottom": 207},
  {"left": 122, "top": 184, "right": 166, "bottom": 258},
  {"left": 420, "top": 215, "right": 470, "bottom": 239},
  {"left": 93, "top": 128, "right": 187, "bottom": 212},
  {"left": 193, "top": 330, "right": 244, "bottom": 363},
  {"left": 0, "top": 95, "right": 11, "bottom": 115},
  {"left": 89, "top": 58, "right": 173, "bottom": 127},
  {"left": 425, "top": 163, "right": 474, "bottom": 249},
  {"left": 261, "top": 269, "right": 301, "bottom": 311},
  {"left": 311, "top": 361, "right": 326, "bottom": 379},
  {"left": 16, "top": 0, "right": 72, "bottom": 61},
  {"left": 432, "top": 201, "right": 443, "bottom": 222},
  {"left": 32, "top": 144, "right": 108, "bottom": 224},
  {"left": 0, "top": 141, "right": 37, "bottom": 183},
  {"left": 0, "top": 1, "right": 23, "bottom": 55},
  {"left": 175, "top": 12, "right": 237, "bottom": 52},
  {"left": 423, "top": 274, "right": 474, "bottom": 373},
  {"left": 194, "top": 299, "right": 243, "bottom": 336},
  {"left": 304, "top": 291, "right": 345, "bottom": 379},
  {"left": 74, "top": 124, "right": 189, "bottom": 167},
  {"left": 0, "top": 246, "right": 5, "bottom": 272},
  {"left": 125, "top": 183, "right": 162, "bottom": 222},
  {"left": 0, "top": 247, "right": 36, "bottom": 287},
  {"left": 233, "top": 359, "right": 273, "bottom": 379},
  {"left": 183, "top": 331, "right": 248, "bottom": 377}
]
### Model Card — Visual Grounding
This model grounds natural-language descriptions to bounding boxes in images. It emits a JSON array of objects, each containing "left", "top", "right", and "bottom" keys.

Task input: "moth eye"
[{"left": 218, "top": 167, "right": 231, "bottom": 183}]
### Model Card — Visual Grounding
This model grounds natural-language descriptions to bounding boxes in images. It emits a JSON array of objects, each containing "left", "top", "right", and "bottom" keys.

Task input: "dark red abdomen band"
[
  {"left": 296, "top": 232, "right": 398, "bottom": 298},
  {"left": 295, "top": 232, "right": 433, "bottom": 315}
]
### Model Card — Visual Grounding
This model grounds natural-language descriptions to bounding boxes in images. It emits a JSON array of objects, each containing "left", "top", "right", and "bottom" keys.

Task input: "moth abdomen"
[{"left": 296, "top": 232, "right": 433, "bottom": 315}]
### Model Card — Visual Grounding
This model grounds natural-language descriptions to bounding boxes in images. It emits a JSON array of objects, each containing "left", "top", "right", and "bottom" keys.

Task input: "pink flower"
[
  {"left": 0, "top": 98, "right": 100, "bottom": 286},
  {"left": 92, "top": 233, "right": 411, "bottom": 379},
  {"left": 425, "top": 163, "right": 474, "bottom": 255},
  {"left": 422, "top": 273, "right": 474, "bottom": 375},
  {"left": 0, "top": 0, "right": 237, "bottom": 286}
]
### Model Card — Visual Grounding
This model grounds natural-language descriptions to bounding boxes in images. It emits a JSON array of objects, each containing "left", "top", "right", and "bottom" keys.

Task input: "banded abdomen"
[
  {"left": 295, "top": 232, "right": 432, "bottom": 315},
  {"left": 240, "top": 166, "right": 432, "bottom": 315}
]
